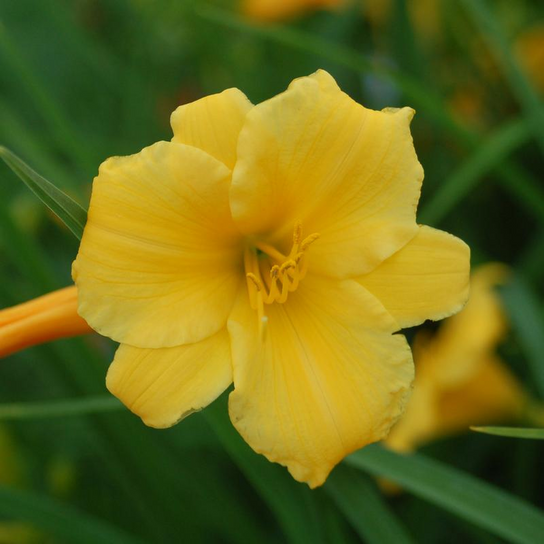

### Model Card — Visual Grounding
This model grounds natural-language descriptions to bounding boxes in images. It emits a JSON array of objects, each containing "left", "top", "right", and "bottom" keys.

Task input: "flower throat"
[{"left": 244, "top": 222, "right": 319, "bottom": 319}]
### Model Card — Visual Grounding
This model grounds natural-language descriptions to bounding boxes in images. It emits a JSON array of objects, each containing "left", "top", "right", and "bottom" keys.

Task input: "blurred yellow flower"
[
  {"left": 385, "top": 264, "right": 525, "bottom": 454},
  {"left": 516, "top": 23, "right": 544, "bottom": 94},
  {"left": 243, "top": 0, "right": 343, "bottom": 22}
]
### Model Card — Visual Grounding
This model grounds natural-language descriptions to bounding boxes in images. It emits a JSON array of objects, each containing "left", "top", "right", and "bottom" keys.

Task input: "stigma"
[{"left": 244, "top": 222, "right": 320, "bottom": 316}]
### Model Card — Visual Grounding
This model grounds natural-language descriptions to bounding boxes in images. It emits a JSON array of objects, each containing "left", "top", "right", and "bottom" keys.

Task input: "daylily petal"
[
  {"left": 171, "top": 88, "right": 252, "bottom": 170},
  {"left": 357, "top": 225, "right": 470, "bottom": 329},
  {"left": 230, "top": 69, "right": 423, "bottom": 278},
  {"left": 228, "top": 276, "right": 414, "bottom": 488},
  {"left": 107, "top": 329, "right": 232, "bottom": 428},
  {"left": 73, "top": 141, "right": 243, "bottom": 349}
]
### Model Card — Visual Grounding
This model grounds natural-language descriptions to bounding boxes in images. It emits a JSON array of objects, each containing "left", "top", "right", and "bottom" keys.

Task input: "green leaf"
[
  {"left": 501, "top": 277, "right": 544, "bottom": 398},
  {"left": 0, "top": 182, "right": 58, "bottom": 290},
  {"left": 0, "top": 396, "right": 123, "bottom": 421},
  {"left": 347, "top": 445, "right": 544, "bottom": 544},
  {"left": 326, "top": 465, "right": 415, "bottom": 544},
  {"left": 419, "top": 118, "right": 532, "bottom": 225},
  {"left": 0, "top": 485, "right": 147, "bottom": 544},
  {"left": 0, "top": 23, "right": 95, "bottom": 171},
  {"left": 0, "top": 146, "right": 87, "bottom": 239},
  {"left": 204, "top": 399, "right": 327, "bottom": 544},
  {"left": 460, "top": 0, "right": 544, "bottom": 157},
  {"left": 471, "top": 426, "right": 544, "bottom": 440}
]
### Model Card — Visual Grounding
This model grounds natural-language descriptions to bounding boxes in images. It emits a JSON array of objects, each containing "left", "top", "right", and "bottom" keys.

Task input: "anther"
[
  {"left": 270, "top": 265, "right": 280, "bottom": 278},
  {"left": 280, "top": 260, "right": 296, "bottom": 274},
  {"left": 301, "top": 233, "right": 320, "bottom": 251},
  {"left": 293, "top": 221, "right": 302, "bottom": 246},
  {"left": 246, "top": 273, "right": 263, "bottom": 291}
]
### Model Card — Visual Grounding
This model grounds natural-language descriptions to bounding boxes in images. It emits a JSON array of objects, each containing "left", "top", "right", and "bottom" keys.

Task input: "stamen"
[
  {"left": 246, "top": 273, "right": 263, "bottom": 292},
  {"left": 277, "top": 277, "right": 290, "bottom": 304},
  {"left": 244, "top": 222, "right": 320, "bottom": 312},
  {"left": 259, "top": 258, "right": 272, "bottom": 290},
  {"left": 254, "top": 240, "right": 286, "bottom": 262},
  {"left": 301, "top": 233, "right": 320, "bottom": 251},
  {"left": 293, "top": 221, "right": 303, "bottom": 248}
]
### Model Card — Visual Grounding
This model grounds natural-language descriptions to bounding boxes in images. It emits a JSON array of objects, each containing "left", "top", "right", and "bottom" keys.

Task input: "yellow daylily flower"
[
  {"left": 1, "top": 71, "right": 469, "bottom": 487},
  {"left": 385, "top": 264, "right": 526, "bottom": 454},
  {"left": 70, "top": 70, "right": 470, "bottom": 487},
  {"left": 243, "top": 0, "right": 344, "bottom": 22}
]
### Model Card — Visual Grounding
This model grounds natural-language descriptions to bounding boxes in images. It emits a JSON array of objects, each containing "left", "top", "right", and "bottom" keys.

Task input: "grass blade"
[
  {"left": 0, "top": 146, "right": 87, "bottom": 239},
  {"left": 0, "top": 396, "right": 122, "bottom": 421},
  {"left": 0, "top": 22, "right": 95, "bottom": 171},
  {"left": 500, "top": 277, "right": 544, "bottom": 398},
  {"left": 347, "top": 445, "right": 544, "bottom": 544},
  {"left": 460, "top": 0, "right": 544, "bottom": 157},
  {"left": 326, "top": 465, "right": 415, "bottom": 544},
  {"left": 419, "top": 118, "right": 532, "bottom": 225},
  {"left": 471, "top": 427, "right": 544, "bottom": 440},
  {"left": 0, "top": 485, "right": 147, "bottom": 544},
  {"left": 204, "top": 399, "right": 326, "bottom": 544}
]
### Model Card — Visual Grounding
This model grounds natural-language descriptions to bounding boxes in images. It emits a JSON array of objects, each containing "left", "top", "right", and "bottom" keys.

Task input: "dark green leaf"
[
  {"left": 326, "top": 465, "right": 415, "bottom": 544},
  {"left": 471, "top": 426, "right": 544, "bottom": 439},
  {"left": 347, "top": 445, "right": 544, "bottom": 544},
  {"left": 460, "top": 0, "right": 544, "bottom": 156},
  {"left": 420, "top": 119, "right": 532, "bottom": 225},
  {"left": 0, "top": 485, "right": 147, "bottom": 544},
  {"left": 501, "top": 277, "right": 544, "bottom": 398},
  {"left": 0, "top": 396, "right": 123, "bottom": 421}
]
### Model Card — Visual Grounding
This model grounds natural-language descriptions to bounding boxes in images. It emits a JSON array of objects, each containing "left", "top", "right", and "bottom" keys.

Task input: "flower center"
[{"left": 244, "top": 222, "right": 319, "bottom": 322}]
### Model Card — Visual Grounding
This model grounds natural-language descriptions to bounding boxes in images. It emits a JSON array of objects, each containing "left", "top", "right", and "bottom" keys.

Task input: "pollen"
[{"left": 244, "top": 223, "right": 320, "bottom": 312}]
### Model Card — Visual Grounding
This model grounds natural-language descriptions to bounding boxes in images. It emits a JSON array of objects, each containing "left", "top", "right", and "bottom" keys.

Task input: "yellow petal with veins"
[
  {"left": 107, "top": 329, "right": 232, "bottom": 428},
  {"left": 171, "top": 88, "right": 252, "bottom": 170},
  {"left": 73, "top": 141, "right": 242, "bottom": 349},
  {"left": 228, "top": 276, "right": 413, "bottom": 488},
  {"left": 230, "top": 69, "right": 423, "bottom": 278},
  {"left": 358, "top": 226, "right": 470, "bottom": 329}
]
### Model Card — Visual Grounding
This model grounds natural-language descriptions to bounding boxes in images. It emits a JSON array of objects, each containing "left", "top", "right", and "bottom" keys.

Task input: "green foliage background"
[{"left": 0, "top": 0, "right": 543, "bottom": 542}]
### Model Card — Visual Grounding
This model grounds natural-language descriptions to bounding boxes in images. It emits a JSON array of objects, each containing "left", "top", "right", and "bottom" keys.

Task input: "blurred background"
[{"left": 0, "top": 0, "right": 543, "bottom": 542}]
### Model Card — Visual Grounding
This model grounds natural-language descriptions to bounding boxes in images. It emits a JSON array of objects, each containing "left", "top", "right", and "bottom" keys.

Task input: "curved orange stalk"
[{"left": 0, "top": 286, "right": 93, "bottom": 358}]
